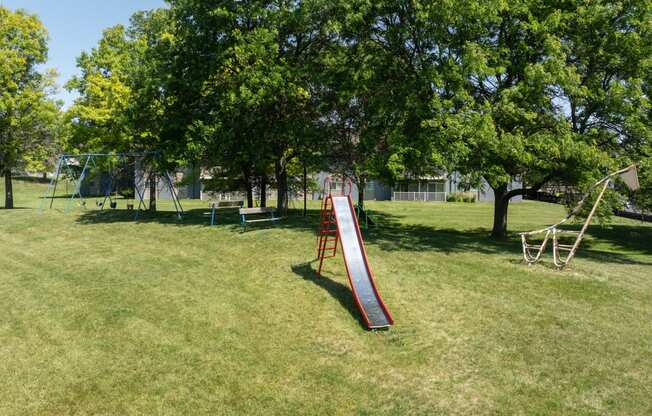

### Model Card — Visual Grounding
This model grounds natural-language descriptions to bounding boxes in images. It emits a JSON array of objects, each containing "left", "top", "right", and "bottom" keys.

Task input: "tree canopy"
[
  {"left": 63, "top": 0, "right": 651, "bottom": 234},
  {"left": 1, "top": 6, "right": 61, "bottom": 208}
]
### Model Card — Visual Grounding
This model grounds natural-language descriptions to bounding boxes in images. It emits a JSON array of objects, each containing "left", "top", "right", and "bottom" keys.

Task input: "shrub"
[
  {"left": 447, "top": 192, "right": 476, "bottom": 203},
  {"left": 447, "top": 193, "right": 463, "bottom": 202},
  {"left": 463, "top": 193, "right": 477, "bottom": 203}
]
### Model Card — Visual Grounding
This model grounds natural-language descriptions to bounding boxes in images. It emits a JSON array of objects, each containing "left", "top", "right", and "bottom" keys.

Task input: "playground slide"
[{"left": 331, "top": 196, "right": 393, "bottom": 329}]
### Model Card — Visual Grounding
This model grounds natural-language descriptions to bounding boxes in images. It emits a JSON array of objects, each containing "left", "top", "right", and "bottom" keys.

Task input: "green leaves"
[
  {"left": 65, "top": 25, "right": 134, "bottom": 152},
  {"left": 59, "top": 0, "right": 651, "bottom": 227},
  {"left": 0, "top": 6, "right": 58, "bottom": 177}
]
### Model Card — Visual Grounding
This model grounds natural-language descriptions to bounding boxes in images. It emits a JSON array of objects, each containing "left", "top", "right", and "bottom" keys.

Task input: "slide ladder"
[
  {"left": 317, "top": 195, "right": 339, "bottom": 274},
  {"left": 316, "top": 177, "right": 394, "bottom": 329}
]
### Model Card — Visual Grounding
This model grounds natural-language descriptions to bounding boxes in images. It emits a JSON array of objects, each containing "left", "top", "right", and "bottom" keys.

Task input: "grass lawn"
[{"left": 1, "top": 178, "right": 651, "bottom": 415}]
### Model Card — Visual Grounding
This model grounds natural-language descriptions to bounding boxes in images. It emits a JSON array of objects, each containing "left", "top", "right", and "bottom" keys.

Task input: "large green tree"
[
  {"left": 319, "top": 1, "right": 447, "bottom": 206},
  {"left": 164, "top": 0, "right": 338, "bottom": 213},
  {"left": 65, "top": 25, "right": 134, "bottom": 152},
  {"left": 66, "top": 9, "right": 175, "bottom": 211},
  {"left": 408, "top": 0, "right": 652, "bottom": 238},
  {"left": 0, "top": 7, "right": 58, "bottom": 209}
]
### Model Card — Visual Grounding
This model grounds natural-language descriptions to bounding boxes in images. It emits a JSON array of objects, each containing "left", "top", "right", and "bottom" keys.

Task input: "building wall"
[
  {"left": 140, "top": 167, "right": 523, "bottom": 204},
  {"left": 392, "top": 173, "right": 523, "bottom": 203},
  {"left": 136, "top": 168, "right": 199, "bottom": 201},
  {"left": 312, "top": 172, "right": 393, "bottom": 202},
  {"left": 446, "top": 172, "right": 523, "bottom": 202}
]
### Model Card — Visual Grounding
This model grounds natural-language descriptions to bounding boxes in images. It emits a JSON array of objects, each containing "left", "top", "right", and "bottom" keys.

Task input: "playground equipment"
[
  {"left": 209, "top": 200, "right": 244, "bottom": 225},
  {"left": 317, "top": 176, "right": 393, "bottom": 329},
  {"left": 239, "top": 207, "right": 281, "bottom": 231},
  {"left": 355, "top": 204, "right": 377, "bottom": 229},
  {"left": 520, "top": 165, "right": 640, "bottom": 269},
  {"left": 39, "top": 152, "right": 184, "bottom": 220}
]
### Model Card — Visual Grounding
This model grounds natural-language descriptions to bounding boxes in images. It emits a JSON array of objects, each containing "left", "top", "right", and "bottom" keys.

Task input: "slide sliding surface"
[{"left": 332, "top": 196, "right": 393, "bottom": 329}]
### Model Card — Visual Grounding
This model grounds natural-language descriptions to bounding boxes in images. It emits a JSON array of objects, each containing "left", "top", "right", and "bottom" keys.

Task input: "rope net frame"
[{"left": 520, "top": 165, "right": 640, "bottom": 269}]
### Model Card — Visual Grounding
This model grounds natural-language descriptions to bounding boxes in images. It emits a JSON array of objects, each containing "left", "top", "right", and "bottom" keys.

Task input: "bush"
[
  {"left": 463, "top": 194, "right": 477, "bottom": 203},
  {"left": 447, "top": 193, "right": 462, "bottom": 202},
  {"left": 447, "top": 192, "right": 476, "bottom": 203}
]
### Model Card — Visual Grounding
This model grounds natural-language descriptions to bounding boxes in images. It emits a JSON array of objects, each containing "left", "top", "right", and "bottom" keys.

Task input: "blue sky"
[{"left": 1, "top": 0, "right": 167, "bottom": 108}]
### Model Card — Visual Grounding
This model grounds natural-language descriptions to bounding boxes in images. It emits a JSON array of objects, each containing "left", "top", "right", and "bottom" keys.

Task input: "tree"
[
  {"left": 13, "top": 70, "right": 62, "bottom": 180},
  {"left": 414, "top": 0, "right": 652, "bottom": 238},
  {"left": 0, "top": 7, "right": 56, "bottom": 208},
  {"left": 632, "top": 156, "right": 652, "bottom": 212},
  {"left": 316, "top": 1, "right": 472, "bottom": 208},
  {"left": 66, "top": 9, "right": 175, "bottom": 212},
  {"left": 163, "top": 0, "right": 339, "bottom": 214},
  {"left": 65, "top": 25, "right": 134, "bottom": 152}
]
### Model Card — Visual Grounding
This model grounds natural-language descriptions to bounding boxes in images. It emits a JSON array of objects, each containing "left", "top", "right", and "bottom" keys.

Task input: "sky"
[{"left": 1, "top": 0, "right": 167, "bottom": 108}]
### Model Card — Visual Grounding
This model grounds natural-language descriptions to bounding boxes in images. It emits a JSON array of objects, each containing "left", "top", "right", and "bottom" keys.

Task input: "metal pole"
[
  {"left": 564, "top": 179, "right": 611, "bottom": 265},
  {"left": 100, "top": 157, "right": 116, "bottom": 210},
  {"left": 133, "top": 171, "right": 148, "bottom": 221},
  {"left": 41, "top": 156, "right": 63, "bottom": 211},
  {"left": 164, "top": 171, "right": 184, "bottom": 219},
  {"left": 65, "top": 154, "right": 92, "bottom": 213}
]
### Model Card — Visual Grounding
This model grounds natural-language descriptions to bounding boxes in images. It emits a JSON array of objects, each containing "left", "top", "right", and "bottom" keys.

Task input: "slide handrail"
[{"left": 322, "top": 175, "right": 353, "bottom": 197}]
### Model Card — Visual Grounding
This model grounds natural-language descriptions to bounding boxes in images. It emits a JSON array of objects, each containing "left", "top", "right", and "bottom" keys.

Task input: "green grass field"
[{"left": 1, "top": 178, "right": 651, "bottom": 415}]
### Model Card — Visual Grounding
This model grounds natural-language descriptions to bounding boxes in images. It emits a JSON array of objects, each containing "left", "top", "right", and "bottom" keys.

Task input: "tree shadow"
[
  {"left": 75, "top": 207, "right": 242, "bottom": 228},
  {"left": 73, "top": 204, "right": 652, "bottom": 266},
  {"left": 291, "top": 261, "right": 367, "bottom": 329},
  {"left": 13, "top": 176, "right": 51, "bottom": 184},
  {"left": 580, "top": 224, "right": 652, "bottom": 256}
]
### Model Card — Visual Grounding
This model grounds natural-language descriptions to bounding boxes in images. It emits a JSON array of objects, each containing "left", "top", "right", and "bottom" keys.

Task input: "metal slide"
[{"left": 331, "top": 196, "right": 393, "bottom": 329}]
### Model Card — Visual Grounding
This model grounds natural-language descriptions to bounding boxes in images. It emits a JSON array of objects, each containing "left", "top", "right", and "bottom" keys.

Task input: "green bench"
[
  {"left": 239, "top": 207, "right": 281, "bottom": 231},
  {"left": 209, "top": 200, "right": 244, "bottom": 225}
]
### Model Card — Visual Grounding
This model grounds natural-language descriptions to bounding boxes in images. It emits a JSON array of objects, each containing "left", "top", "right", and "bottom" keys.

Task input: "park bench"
[
  {"left": 209, "top": 200, "right": 244, "bottom": 225},
  {"left": 239, "top": 207, "right": 281, "bottom": 231}
]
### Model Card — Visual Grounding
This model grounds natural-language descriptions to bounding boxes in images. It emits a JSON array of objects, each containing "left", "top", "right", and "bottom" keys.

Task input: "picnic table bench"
[
  {"left": 209, "top": 200, "right": 244, "bottom": 225},
  {"left": 239, "top": 207, "right": 281, "bottom": 231}
]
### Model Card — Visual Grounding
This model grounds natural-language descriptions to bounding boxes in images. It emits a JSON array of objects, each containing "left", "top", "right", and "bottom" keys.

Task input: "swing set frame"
[{"left": 39, "top": 152, "right": 184, "bottom": 220}]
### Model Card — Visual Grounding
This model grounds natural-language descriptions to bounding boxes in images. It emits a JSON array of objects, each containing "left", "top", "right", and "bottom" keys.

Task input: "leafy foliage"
[
  {"left": 1, "top": 6, "right": 61, "bottom": 207},
  {"left": 64, "top": 0, "right": 651, "bottom": 234}
]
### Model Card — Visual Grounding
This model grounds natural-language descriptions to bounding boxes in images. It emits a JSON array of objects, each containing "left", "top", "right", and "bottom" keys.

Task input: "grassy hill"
[{"left": 1, "top": 178, "right": 651, "bottom": 415}]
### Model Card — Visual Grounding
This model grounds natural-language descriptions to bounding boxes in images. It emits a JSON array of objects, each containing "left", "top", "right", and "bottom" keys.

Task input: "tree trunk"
[
  {"left": 357, "top": 178, "right": 366, "bottom": 209},
  {"left": 4, "top": 169, "right": 14, "bottom": 209},
  {"left": 149, "top": 172, "right": 157, "bottom": 212},
  {"left": 243, "top": 170, "right": 254, "bottom": 208},
  {"left": 260, "top": 174, "right": 267, "bottom": 208},
  {"left": 303, "top": 165, "right": 307, "bottom": 217},
  {"left": 491, "top": 185, "right": 510, "bottom": 239},
  {"left": 275, "top": 160, "right": 288, "bottom": 215}
]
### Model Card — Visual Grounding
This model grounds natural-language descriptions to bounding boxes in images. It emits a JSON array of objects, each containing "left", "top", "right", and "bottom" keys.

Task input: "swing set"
[
  {"left": 39, "top": 152, "right": 184, "bottom": 220},
  {"left": 520, "top": 165, "right": 640, "bottom": 269}
]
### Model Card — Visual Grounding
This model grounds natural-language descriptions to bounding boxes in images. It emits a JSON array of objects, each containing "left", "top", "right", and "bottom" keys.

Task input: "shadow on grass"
[
  {"left": 291, "top": 261, "right": 367, "bottom": 329},
  {"left": 74, "top": 205, "right": 652, "bottom": 266},
  {"left": 580, "top": 224, "right": 652, "bottom": 255},
  {"left": 13, "top": 176, "right": 51, "bottom": 184},
  {"left": 75, "top": 208, "right": 232, "bottom": 227}
]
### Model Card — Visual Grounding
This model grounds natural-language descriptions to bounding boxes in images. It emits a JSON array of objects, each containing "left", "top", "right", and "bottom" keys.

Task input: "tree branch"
[{"left": 503, "top": 175, "right": 553, "bottom": 201}]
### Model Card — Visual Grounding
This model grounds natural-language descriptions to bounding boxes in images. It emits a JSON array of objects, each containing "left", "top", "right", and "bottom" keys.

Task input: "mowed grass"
[{"left": 1, "top": 179, "right": 651, "bottom": 415}]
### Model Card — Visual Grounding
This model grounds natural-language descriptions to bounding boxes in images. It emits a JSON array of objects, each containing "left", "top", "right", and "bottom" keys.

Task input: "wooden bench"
[
  {"left": 209, "top": 200, "right": 244, "bottom": 225},
  {"left": 239, "top": 207, "right": 281, "bottom": 231}
]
